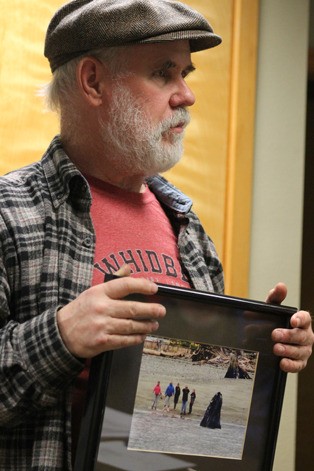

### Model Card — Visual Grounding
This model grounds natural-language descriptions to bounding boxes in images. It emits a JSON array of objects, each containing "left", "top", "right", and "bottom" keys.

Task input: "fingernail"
[
  {"left": 152, "top": 321, "right": 159, "bottom": 331},
  {"left": 157, "top": 305, "right": 166, "bottom": 316},
  {"left": 150, "top": 282, "right": 158, "bottom": 293},
  {"left": 294, "top": 316, "right": 301, "bottom": 327},
  {"left": 274, "top": 330, "right": 283, "bottom": 341}
]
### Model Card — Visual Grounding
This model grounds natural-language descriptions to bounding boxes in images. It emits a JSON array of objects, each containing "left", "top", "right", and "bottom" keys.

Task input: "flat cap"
[{"left": 44, "top": 0, "right": 222, "bottom": 73}]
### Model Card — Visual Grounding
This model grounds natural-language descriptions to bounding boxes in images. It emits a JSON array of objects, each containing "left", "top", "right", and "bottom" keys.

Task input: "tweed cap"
[{"left": 44, "top": 0, "right": 222, "bottom": 72}]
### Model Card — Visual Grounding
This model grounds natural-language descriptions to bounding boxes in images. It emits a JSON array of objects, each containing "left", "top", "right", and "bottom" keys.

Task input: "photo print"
[{"left": 128, "top": 336, "right": 259, "bottom": 460}]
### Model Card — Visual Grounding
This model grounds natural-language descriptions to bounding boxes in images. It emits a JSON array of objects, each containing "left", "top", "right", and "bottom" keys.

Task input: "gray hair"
[{"left": 40, "top": 46, "right": 127, "bottom": 113}]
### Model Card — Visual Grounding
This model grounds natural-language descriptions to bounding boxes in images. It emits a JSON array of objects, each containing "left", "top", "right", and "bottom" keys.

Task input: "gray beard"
[{"left": 98, "top": 83, "right": 190, "bottom": 177}]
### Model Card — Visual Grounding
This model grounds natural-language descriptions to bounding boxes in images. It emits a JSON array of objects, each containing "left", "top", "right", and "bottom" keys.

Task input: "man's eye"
[{"left": 154, "top": 69, "right": 169, "bottom": 79}]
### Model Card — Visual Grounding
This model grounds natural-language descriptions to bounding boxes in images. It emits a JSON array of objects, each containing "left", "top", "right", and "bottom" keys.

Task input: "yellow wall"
[{"left": 0, "top": 1, "right": 60, "bottom": 174}]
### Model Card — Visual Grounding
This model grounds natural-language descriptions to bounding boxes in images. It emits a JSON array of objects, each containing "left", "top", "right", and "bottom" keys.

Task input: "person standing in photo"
[
  {"left": 180, "top": 385, "right": 190, "bottom": 416},
  {"left": 188, "top": 389, "right": 196, "bottom": 414},
  {"left": 173, "top": 383, "right": 181, "bottom": 409},
  {"left": 163, "top": 381, "right": 175, "bottom": 411},
  {"left": 151, "top": 381, "right": 162, "bottom": 410}
]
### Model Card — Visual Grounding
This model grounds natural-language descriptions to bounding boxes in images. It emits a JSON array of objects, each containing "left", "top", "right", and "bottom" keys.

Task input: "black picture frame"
[{"left": 74, "top": 284, "right": 296, "bottom": 471}]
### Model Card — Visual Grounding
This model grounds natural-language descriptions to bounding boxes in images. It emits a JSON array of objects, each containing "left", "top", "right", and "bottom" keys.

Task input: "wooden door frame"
[{"left": 223, "top": 0, "right": 259, "bottom": 295}]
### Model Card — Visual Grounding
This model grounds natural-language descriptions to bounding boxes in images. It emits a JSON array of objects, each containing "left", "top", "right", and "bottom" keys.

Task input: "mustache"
[{"left": 160, "top": 108, "right": 191, "bottom": 133}]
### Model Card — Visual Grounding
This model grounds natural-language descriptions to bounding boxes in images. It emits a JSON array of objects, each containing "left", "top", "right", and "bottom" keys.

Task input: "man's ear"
[{"left": 76, "top": 57, "right": 107, "bottom": 107}]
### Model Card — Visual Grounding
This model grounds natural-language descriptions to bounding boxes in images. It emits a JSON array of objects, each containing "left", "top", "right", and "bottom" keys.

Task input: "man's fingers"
[
  {"left": 272, "top": 309, "right": 314, "bottom": 373},
  {"left": 290, "top": 310, "right": 313, "bottom": 329},
  {"left": 273, "top": 342, "right": 310, "bottom": 360},
  {"left": 265, "top": 282, "right": 287, "bottom": 304},
  {"left": 89, "top": 319, "right": 161, "bottom": 356},
  {"left": 96, "top": 333, "right": 148, "bottom": 351},
  {"left": 114, "top": 264, "right": 132, "bottom": 277},
  {"left": 272, "top": 311, "right": 313, "bottom": 346},
  {"left": 278, "top": 357, "right": 306, "bottom": 373},
  {"left": 272, "top": 327, "right": 308, "bottom": 347},
  {"left": 273, "top": 342, "right": 310, "bottom": 373},
  {"left": 102, "top": 298, "right": 166, "bottom": 320},
  {"left": 99, "top": 317, "right": 160, "bottom": 336},
  {"left": 103, "top": 276, "right": 158, "bottom": 299}
]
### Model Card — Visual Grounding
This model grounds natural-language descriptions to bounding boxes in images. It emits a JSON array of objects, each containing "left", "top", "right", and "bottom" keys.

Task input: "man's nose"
[{"left": 169, "top": 80, "right": 196, "bottom": 108}]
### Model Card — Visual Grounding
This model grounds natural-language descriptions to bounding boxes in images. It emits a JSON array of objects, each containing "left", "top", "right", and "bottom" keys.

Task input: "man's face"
[{"left": 99, "top": 40, "right": 196, "bottom": 177}]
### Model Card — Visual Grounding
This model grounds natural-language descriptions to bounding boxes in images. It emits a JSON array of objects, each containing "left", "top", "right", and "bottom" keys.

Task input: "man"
[
  {"left": 188, "top": 389, "right": 196, "bottom": 414},
  {"left": 174, "top": 382, "right": 181, "bottom": 409},
  {"left": 163, "top": 382, "right": 175, "bottom": 411},
  {"left": 180, "top": 385, "right": 190, "bottom": 416},
  {"left": 0, "top": 0, "right": 313, "bottom": 470}
]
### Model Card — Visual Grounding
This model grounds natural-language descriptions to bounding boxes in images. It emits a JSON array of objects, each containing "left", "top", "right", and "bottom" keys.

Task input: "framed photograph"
[{"left": 74, "top": 284, "right": 296, "bottom": 471}]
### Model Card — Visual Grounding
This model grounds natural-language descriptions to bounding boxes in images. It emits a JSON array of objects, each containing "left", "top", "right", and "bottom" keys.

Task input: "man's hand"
[
  {"left": 266, "top": 282, "right": 314, "bottom": 373},
  {"left": 57, "top": 277, "right": 165, "bottom": 358}
]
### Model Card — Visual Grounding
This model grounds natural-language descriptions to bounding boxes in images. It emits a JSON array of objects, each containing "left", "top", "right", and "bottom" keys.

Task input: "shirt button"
[{"left": 83, "top": 236, "right": 93, "bottom": 247}]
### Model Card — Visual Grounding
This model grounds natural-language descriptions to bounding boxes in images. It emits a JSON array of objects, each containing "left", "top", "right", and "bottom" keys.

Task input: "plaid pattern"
[{"left": 0, "top": 136, "right": 224, "bottom": 470}]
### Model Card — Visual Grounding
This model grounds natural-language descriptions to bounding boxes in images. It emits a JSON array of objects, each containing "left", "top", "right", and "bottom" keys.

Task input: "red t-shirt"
[{"left": 89, "top": 176, "right": 190, "bottom": 287}]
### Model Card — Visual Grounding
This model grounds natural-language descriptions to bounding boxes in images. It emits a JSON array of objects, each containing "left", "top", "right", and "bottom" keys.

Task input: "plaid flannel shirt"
[{"left": 0, "top": 136, "right": 224, "bottom": 470}]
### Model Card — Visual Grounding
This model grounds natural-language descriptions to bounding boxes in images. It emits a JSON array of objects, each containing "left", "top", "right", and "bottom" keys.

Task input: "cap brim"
[{"left": 136, "top": 30, "right": 222, "bottom": 52}]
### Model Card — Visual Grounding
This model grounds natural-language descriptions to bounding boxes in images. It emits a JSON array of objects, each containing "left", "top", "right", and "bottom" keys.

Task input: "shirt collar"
[
  {"left": 42, "top": 135, "right": 91, "bottom": 209},
  {"left": 147, "top": 174, "right": 193, "bottom": 213}
]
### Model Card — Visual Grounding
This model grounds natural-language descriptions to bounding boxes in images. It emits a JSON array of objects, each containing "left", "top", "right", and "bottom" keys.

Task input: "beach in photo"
[{"left": 128, "top": 337, "right": 258, "bottom": 460}]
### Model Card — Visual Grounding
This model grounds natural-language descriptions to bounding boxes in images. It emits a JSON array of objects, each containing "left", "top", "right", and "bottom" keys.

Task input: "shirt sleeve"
[{"left": 0, "top": 242, "right": 83, "bottom": 428}]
